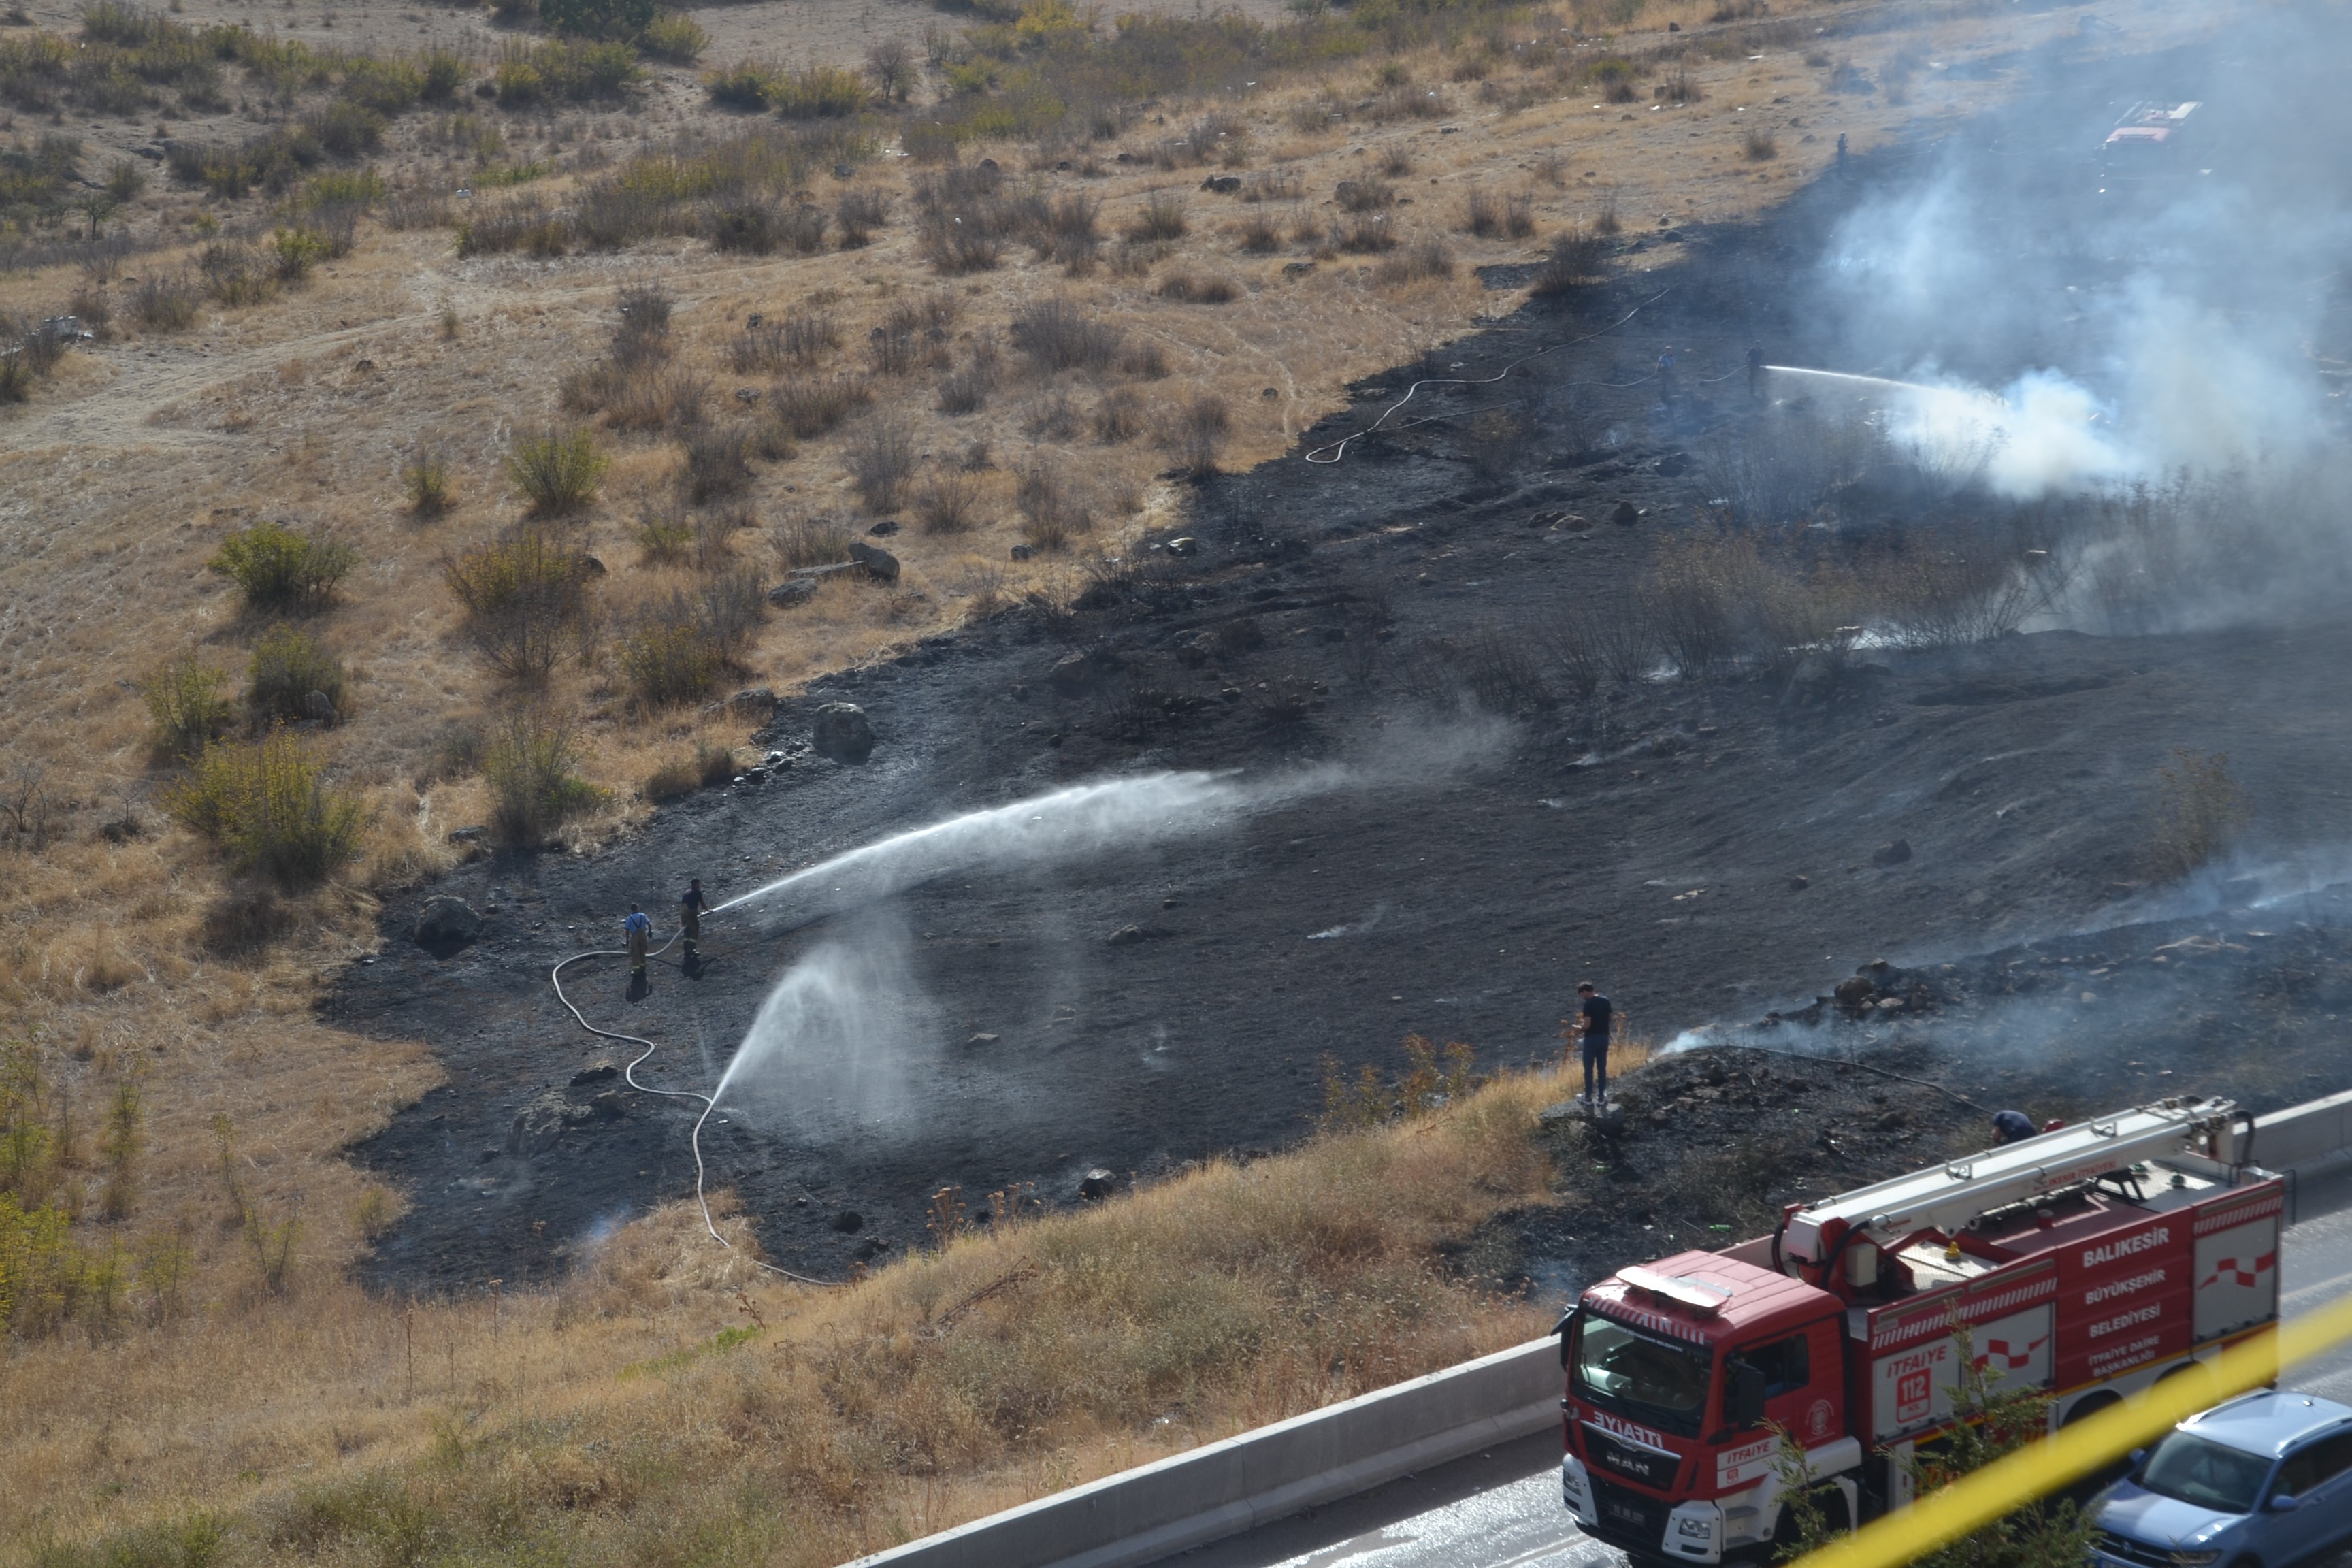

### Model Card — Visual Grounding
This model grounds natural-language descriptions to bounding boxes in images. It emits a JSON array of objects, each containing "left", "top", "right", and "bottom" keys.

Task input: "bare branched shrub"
[
  {"left": 1337, "top": 177, "right": 1394, "bottom": 213},
  {"left": 773, "top": 514, "right": 854, "bottom": 569},
  {"left": 1332, "top": 213, "right": 1398, "bottom": 254},
  {"left": 402, "top": 446, "right": 453, "bottom": 517},
  {"left": 1741, "top": 125, "right": 1778, "bottom": 161},
  {"left": 1092, "top": 387, "right": 1147, "bottom": 444},
  {"left": 1169, "top": 391, "right": 1230, "bottom": 478},
  {"left": 1013, "top": 459, "right": 1089, "bottom": 551},
  {"left": 845, "top": 416, "right": 917, "bottom": 512},
  {"left": 1544, "top": 597, "right": 1654, "bottom": 694},
  {"left": 1124, "top": 192, "right": 1188, "bottom": 243},
  {"left": 1011, "top": 297, "right": 1124, "bottom": 373},
  {"left": 1464, "top": 406, "right": 1532, "bottom": 481},
  {"left": 1235, "top": 212, "right": 1282, "bottom": 253},
  {"left": 936, "top": 337, "right": 1000, "bottom": 415},
  {"left": 914, "top": 467, "right": 981, "bottom": 534},
  {"left": 130, "top": 273, "right": 199, "bottom": 331},
  {"left": 144, "top": 655, "right": 234, "bottom": 761},
  {"left": 835, "top": 187, "right": 890, "bottom": 247},
  {"left": 1156, "top": 270, "right": 1241, "bottom": 304},
  {"left": 770, "top": 373, "right": 870, "bottom": 438},
  {"left": 2146, "top": 749, "right": 2250, "bottom": 879},
  {"left": 1374, "top": 235, "right": 1452, "bottom": 285},
  {"left": 870, "top": 292, "right": 957, "bottom": 376},
  {"left": 1533, "top": 227, "right": 1608, "bottom": 293}
]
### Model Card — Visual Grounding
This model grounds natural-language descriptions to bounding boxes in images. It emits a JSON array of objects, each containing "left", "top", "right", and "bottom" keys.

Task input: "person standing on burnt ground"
[
  {"left": 679, "top": 878, "right": 706, "bottom": 976},
  {"left": 624, "top": 904, "right": 653, "bottom": 998},
  {"left": 1573, "top": 981, "right": 1614, "bottom": 1106}
]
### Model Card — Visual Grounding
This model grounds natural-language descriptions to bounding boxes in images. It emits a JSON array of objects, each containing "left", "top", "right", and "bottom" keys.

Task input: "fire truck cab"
[
  {"left": 2098, "top": 101, "right": 2209, "bottom": 193},
  {"left": 1558, "top": 1098, "right": 2283, "bottom": 1563}
]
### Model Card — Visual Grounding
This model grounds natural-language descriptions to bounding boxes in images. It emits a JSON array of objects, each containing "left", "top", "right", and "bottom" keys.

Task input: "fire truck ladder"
[{"left": 1782, "top": 1096, "right": 2244, "bottom": 1262}]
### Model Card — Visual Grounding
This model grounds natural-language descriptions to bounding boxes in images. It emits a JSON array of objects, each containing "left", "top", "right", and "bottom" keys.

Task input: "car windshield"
[
  {"left": 1571, "top": 1313, "right": 1713, "bottom": 1435},
  {"left": 2138, "top": 1432, "right": 2272, "bottom": 1515}
]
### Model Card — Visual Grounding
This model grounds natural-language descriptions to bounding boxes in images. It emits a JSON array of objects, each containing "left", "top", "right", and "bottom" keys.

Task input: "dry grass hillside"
[{"left": 0, "top": 0, "right": 2225, "bottom": 1558}]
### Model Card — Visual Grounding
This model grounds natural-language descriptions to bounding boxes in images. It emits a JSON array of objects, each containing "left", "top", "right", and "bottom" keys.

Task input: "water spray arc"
[{"left": 547, "top": 769, "right": 1347, "bottom": 1281}]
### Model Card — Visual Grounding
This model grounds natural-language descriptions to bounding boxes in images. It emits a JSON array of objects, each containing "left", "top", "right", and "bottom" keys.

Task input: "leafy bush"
[
  {"left": 402, "top": 446, "right": 453, "bottom": 516},
  {"left": 483, "top": 716, "right": 605, "bottom": 845},
  {"left": 702, "top": 59, "right": 774, "bottom": 109},
  {"left": 638, "top": 11, "right": 705, "bottom": 62},
  {"left": 164, "top": 730, "right": 368, "bottom": 887},
  {"left": 144, "top": 655, "right": 235, "bottom": 760},
  {"left": 508, "top": 428, "right": 609, "bottom": 514},
  {"left": 770, "top": 63, "right": 868, "bottom": 118},
  {"left": 246, "top": 623, "right": 347, "bottom": 725},
  {"left": 207, "top": 520, "right": 357, "bottom": 612},
  {"left": 617, "top": 618, "right": 724, "bottom": 709},
  {"left": 442, "top": 529, "right": 595, "bottom": 682}
]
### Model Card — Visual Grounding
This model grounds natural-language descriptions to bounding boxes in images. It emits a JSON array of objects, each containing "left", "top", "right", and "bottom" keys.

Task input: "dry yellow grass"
[
  {"left": 3, "top": 1064, "right": 1564, "bottom": 1564},
  {"left": 0, "top": 0, "right": 2230, "bottom": 1559}
]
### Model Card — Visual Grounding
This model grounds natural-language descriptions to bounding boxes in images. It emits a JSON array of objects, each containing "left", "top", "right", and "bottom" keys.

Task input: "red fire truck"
[{"left": 1555, "top": 1098, "right": 2283, "bottom": 1562}]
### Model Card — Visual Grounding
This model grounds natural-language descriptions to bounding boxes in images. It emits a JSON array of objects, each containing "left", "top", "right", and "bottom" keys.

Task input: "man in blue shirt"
[{"left": 624, "top": 905, "right": 652, "bottom": 978}]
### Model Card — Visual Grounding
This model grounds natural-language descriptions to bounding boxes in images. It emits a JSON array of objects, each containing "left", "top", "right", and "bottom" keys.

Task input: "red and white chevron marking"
[{"left": 2198, "top": 1251, "right": 2276, "bottom": 1290}]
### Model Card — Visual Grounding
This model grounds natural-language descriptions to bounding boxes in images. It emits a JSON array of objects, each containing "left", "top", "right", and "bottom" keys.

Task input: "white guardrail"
[{"left": 847, "top": 1088, "right": 2352, "bottom": 1568}]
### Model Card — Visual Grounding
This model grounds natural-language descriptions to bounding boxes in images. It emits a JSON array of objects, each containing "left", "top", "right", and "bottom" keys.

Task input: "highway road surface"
[{"left": 1167, "top": 1171, "right": 2352, "bottom": 1568}]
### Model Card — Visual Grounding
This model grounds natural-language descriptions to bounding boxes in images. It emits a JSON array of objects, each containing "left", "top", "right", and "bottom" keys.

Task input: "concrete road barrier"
[
  {"left": 845, "top": 1337, "right": 1561, "bottom": 1568},
  {"left": 2255, "top": 1087, "right": 2352, "bottom": 1216}
]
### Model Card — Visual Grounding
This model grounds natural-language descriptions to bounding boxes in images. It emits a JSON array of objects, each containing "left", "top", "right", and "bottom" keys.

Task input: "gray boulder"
[
  {"left": 1871, "top": 838, "right": 1913, "bottom": 867},
  {"left": 812, "top": 702, "right": 875, "bottom": 762},
  {"left": 414, "top": 895, "right": 483, "bottom": 952},
  {"left": 768, "top": 580, "right": 817, "bottom": 608},
  {"left": 730, "top": 687, "right": 777, "bottom": 721},
  {"left": 848, "top": 540, "right": 900, "bottom": 581}
]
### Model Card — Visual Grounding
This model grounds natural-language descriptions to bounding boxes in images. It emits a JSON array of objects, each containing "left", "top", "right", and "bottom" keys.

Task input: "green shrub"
[
  {"left": 702, "top": 59, "right": 774, "bottom": 109},
  {"left": 507, "top": 428, "right": 609, "bottom": 514},
  {"left": 144, "top": 654, "right": 235, "bottom": 760},
  {"left": 207, "top": 520, "right": 357, "bottom": 612},
  {"left": 418, "top": 48, "right": 466, "bottom": 102},
  {"left": 441, "top": 529, "right": 595, "bottom": 682},
  {"left": 483, "top": 717, "right": 605, "bottom": 845},
  {"left": 402, "top": 446, "right": 452, "bottom": 516},
  {"left": 617, "top": 617, "right": 723, "bottom": 709},
  {"left": 246, "top": 623, "right": 347, "bottom": 725},
  {"left": 270, "top": 225, "right": 332, "bottom": 281},
  {"left": 638, "top": 11, "right": 705, "bottom": 62},
  {"left": 163, "top": 730, "right": 369, "bottom": 887},
  {"left": 770, "top": 63, "right": 868, "bottom": 118}
]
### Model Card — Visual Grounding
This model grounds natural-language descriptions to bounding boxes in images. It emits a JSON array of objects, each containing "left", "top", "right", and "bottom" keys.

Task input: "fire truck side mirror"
[{"left": 1727, "top": 1361, "right": 1767, "bottom": 1428}]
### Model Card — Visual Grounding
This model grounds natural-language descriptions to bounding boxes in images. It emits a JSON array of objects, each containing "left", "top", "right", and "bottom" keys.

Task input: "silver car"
[{"left": 2091, "top": 1391, "right": 2352, "bottom": 1568}]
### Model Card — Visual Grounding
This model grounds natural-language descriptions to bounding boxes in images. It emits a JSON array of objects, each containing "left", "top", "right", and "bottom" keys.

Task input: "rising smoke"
[{"left": 1786, "top": 1, "right": 2352, "bottom": 621}]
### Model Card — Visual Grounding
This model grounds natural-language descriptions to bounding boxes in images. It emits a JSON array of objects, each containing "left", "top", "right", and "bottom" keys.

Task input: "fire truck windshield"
[
  {"left": 1571, "top": 1313, "right": 1712, "bottom": 1436},
  {"left": 2137, "top": 1432, "right": 2272, "bottom": 1514}
]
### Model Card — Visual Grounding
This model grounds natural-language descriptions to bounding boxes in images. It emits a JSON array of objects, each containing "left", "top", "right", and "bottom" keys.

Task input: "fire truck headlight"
[{"left": 1676, "top": 1517, "right": 1711, "bottom": 1539}]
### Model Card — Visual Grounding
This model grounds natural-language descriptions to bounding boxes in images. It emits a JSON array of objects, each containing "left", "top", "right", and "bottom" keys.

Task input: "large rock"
[
  {"left": 848, "top": 540, "right": 900, "bottom": 581},
  {"left": 413, "top": 895, "right": 483, "bottom": 953},
  {"left": 768, "top": 579, "right": 817, "bottom": 608},
  {"left": 1871, "top": 838, "right": 1914, "bottom": 867},
  {"left": 812, "top": 702, "right": 875, "bottom": 762},
  {"left": 302, "top": 689, "right": 338, "bottom": 723}
]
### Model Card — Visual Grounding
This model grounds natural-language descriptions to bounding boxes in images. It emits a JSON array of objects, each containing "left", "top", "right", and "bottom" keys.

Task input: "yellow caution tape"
[{"left": 1793, "top": 1288, "right": 2352, "bottom": 1568}]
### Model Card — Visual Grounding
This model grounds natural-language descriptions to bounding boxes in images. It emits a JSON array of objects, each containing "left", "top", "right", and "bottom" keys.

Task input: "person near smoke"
[
  {"left": 1991, "top": 1108, "right": 2038, "bottom": 1145},
  {"left": 1575, "top": 981, "right": 1614, "bottom": 1105},
  {"left": 679, "top": 879, "right": 705, "bottom": 969},
  {"left": 623, "top": 905, "right": 652, "bottom": 979},
  {"left": 1746, "top": 344, "right": 1766, "bottom": 400}
]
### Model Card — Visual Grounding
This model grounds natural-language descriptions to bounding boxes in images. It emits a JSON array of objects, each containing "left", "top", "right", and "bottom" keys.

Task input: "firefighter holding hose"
[
  {"left": 623, "top": 904, "right": 652, "bottom": 982},
  {"left": 679, "top": 878, "right": 706, "bottom": 974}
]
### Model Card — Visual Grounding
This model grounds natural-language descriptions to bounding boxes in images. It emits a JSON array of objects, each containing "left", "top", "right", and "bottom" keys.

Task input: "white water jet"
[
  {"left": 1767, "top": 364, "right": 2134, "bottom": 497},
  {"left": 715, "top": 918, "right": 934, "bottom": 1133}
]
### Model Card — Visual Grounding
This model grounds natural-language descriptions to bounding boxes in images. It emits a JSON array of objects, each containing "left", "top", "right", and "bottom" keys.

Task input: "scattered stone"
[
  {"left": 413, "top": 895, "right": 483, "bottom": 951},
  {"left": 867, "top": 519, "right": 901, "bottom": 537},
  {"left": 1049, "top": 652, "right": 1094, "bottom": 693},
  {"left": 302, "top": 689, "right": 338, "bottom": 722},
  {"left": 1871, "top": 838, "right": 1914, "bottom": 867},
  {"left": 1282, "top": 261, "right": 1315, "bottom": 278},
  {"left": 570, "top": 1062, "right": 619, "bottom": 1086},
  {"left": 581, "top": 555, "right": 608, "bottom": 576},
  {"left": 1173, "top": 630, "right": 1216, "bottom": 667},
  {"left": 831, "top": 1209, "right": 864, "bottom": 1234},
  {"left": 811, "top": 702, "right": 875, "bottom": 763},
  {"left": 1200, "top": 174, "right": 1241, "bottom": 193},
  {"left": 734, "top": 387, "right": 760, "bottom": 404},
  {"left": 1611, "top": 500, "right": 1644, "bottom": 527},
  {"left": 1788, "top": 874, "right": 1810, "bottom": 891},
  {"left": 966, "top": 1032, "right": 1000, "bottom": 1047},
  {"left": 590, "top": 1090, "right": 626, "bottom": 1120},
  {"left": 1010, "top": 543, "right": 1034, "bottom": 561},
  {"left": 1833, "top": 975, "right": 1876, "bottom": 1009},
  {"left": 1166, "top": 535, "right": 1198, "bottom": 555},
  {"left": 768, "top": 579, "right": 818, "bottom": 608},
  {"left": 1261, "top": 387, "right": 1277, "bottom": 399},
  {"left": 848, "top": 540, "right": 900, "bottom": 581},
  {"left": 1079, "top": 1168, "right": 1117, "bottom": 1201},
  {"left": 730, "top": 687, "right": 777, "bottom": 720},
  {"left": 1107, "top": 924, "right": 1173, "bottom": 946},
  {"left": 446, "top": 825, "right": 487, "bottom": 845}
]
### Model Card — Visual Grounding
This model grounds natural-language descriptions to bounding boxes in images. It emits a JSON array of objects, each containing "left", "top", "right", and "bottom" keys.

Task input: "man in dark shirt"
[
  {"left": 1991, "top": 1109, "right": 2038, "bottom": 1145},
  {"left": 679, "top": 878, "right": 706, "bottom": 970},
  {"left": 1576, "top": 982, "right": 1613, "bottom": 1105}
]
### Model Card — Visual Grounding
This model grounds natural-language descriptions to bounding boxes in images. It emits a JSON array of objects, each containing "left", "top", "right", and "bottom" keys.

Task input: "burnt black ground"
[{"left": 333, "top": 35, "right": 2352, "bottom": 1294}]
